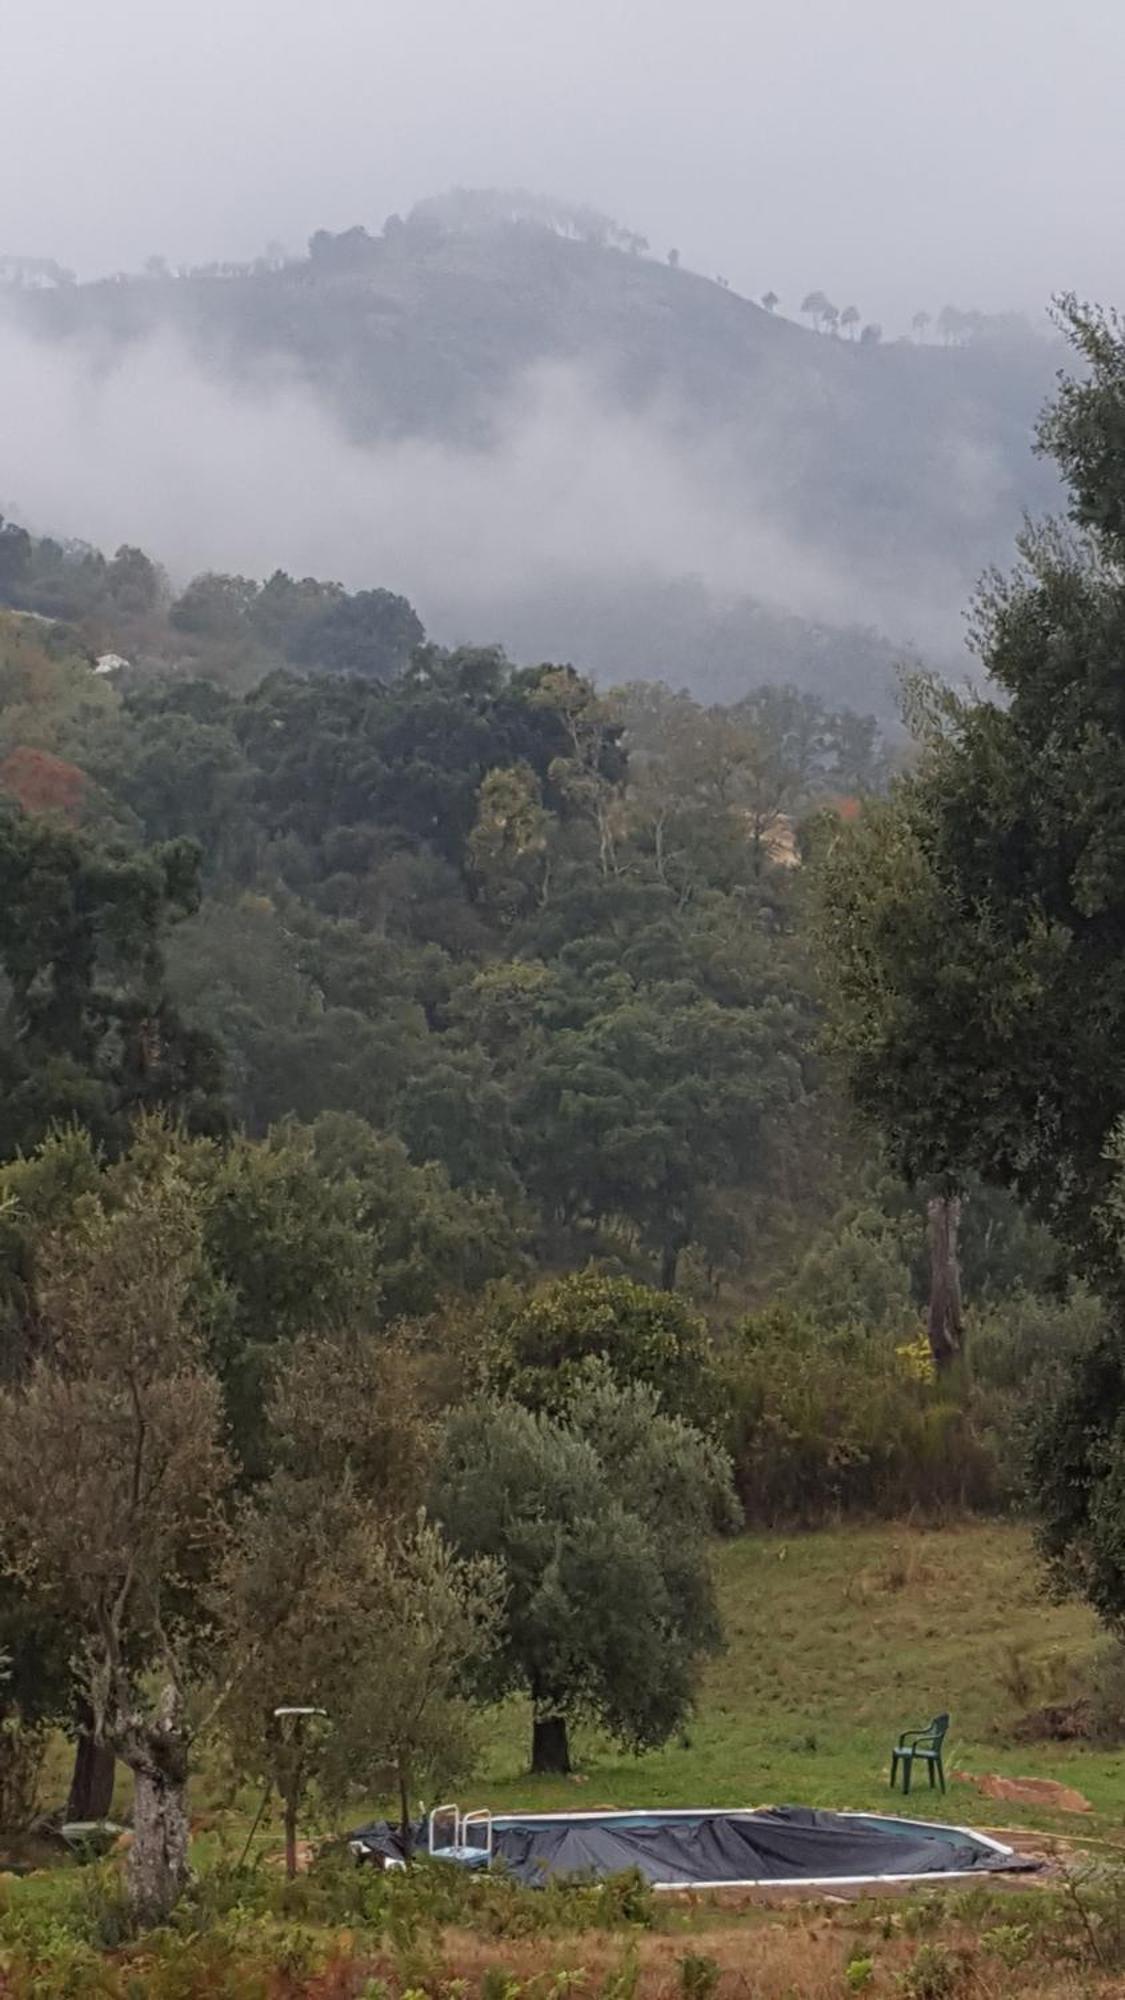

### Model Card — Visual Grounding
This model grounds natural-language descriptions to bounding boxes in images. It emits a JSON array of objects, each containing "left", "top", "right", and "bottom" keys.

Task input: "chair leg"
[
  {"left": 902, "top": 1756, "right": 912, "bottom": 1796},
  {"left": 928, "top": 1759, "right": 936, "bottom": 1789},
  {"left": 937, "top": 1758, "right": 945, "bottom": 1795},
  {"left": 890, "top": 1753, "right": 897, "bottom": 1788}
]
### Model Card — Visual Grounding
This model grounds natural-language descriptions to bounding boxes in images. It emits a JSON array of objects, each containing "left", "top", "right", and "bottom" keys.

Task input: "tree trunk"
[
  {"left": 120, "top": 1686, "right": 192, "bottom": 1926},
  {"left": 927, "top": 1192, "right": 964, "bottom": 1371},
  {"left": 398, "top": 1763, "right": 413, "bottom": 1862},
  {"left": 531, "top": 1713, "right": 571, "bottom": 1775},
  {"left": 127, "top": 1751, "right": 190, "bottom": 1926},
  {"left": 660, "top": 1225, "right": 689, "bottom": 1293},
  {"left": 66, "top": 1724, "right": 116, "bottom": 1823},
  {"left": 283, "top": 1792, "right": 298, "bottom": 1879}
]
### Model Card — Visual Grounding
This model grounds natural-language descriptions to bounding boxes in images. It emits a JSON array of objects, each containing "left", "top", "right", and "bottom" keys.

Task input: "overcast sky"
[{"left": 4, "top": 0, "right": 1123, "bottom": 325}]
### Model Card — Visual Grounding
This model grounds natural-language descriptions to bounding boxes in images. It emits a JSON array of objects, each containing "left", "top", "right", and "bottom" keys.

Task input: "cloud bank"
[{"left": 0, "top": 318, "right": 979, "bottom": 672}]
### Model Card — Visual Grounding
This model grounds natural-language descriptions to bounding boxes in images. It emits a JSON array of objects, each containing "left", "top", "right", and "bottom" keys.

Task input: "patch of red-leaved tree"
[{"left": 0, "top": 745, "right": 88, "bottom": 822}]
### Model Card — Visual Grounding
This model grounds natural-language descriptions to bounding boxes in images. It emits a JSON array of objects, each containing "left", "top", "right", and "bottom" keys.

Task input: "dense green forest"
[{"left": 0, "top": 513, "right": 886, "bottom": 1292}]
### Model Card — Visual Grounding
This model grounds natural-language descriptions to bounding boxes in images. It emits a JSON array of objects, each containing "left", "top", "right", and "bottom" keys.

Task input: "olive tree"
[
  {"left": 433, "top": 1376, "right": 737, "bottom": 1774},
  {"left": 221, "top": 1335, "right": 501, "bottom": 1868},
  {"left": 0, "top": 1158, "right": 231, "bottom": 1924}
]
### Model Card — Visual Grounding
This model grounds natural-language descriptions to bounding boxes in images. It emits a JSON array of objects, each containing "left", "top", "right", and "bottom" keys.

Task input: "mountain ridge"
[{"left": 0, "top": 196, "right": 1064, "bottom": 713}]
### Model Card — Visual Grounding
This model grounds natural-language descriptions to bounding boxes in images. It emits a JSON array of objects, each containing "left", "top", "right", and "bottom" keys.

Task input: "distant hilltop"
[{"left": 0, "top": 189, "right": 1061, "bottom": 714}]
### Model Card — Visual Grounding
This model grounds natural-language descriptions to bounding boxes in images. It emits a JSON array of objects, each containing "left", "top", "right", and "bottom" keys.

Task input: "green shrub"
[
  {"left": 898, "top": 1941, "right": 961, "bottom": 1999},
  {"left": 481, "top": 1970, "right": 523, "bottom": 2000},
  {"left": 970, "top": 1286, "right": 1103, "bottom": 1396},
  {"left": 978, "top": 1922, "right": 1031, "bottom": 1967},
  {"left": 784, "top": 1201, "right": 918, "bottom": 1334},
  {"left": 722, "top": 1308, "right": 1007, "bottom": 1524},
  {"left": 599, "top": 1944, "right": 640, "bottom": 2000},
  {"left": 159, "top": 1852, "right": 656, "bottom": 1958},
  {"left": 1053, "top": 1859, "right": 1125, "bottom": 1970},
  {"left": 678, "top": 1951, "right": 720, "bottom": 2000},
  {"left": 481, "top": 1273, "right": 719, "bottom": 1431},
  {"left": 843, "top": 1957, "right": 875, "bottom": 1991}
]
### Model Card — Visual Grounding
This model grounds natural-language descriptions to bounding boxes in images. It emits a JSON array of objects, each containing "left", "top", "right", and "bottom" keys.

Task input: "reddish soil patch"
[{"left": 952, "top": 1770, "right": 1092, "bottom": 1813}]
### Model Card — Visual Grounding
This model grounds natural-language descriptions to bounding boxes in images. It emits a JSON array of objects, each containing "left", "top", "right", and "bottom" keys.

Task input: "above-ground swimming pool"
[{"left": 350, "top": 1805, "right": 1028, "bottom": 1890}]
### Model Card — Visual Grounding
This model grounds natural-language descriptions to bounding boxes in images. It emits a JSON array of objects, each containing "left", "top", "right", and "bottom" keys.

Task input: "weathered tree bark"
[
  {"left": 927, "top": 1192, "right": 964, "bottom": 1371},
  {"left": 531, "top": 1713, "right": 571, "bottom": 1775},
  {"left": 398, "top": 1765, "right": 413, "bottom": 1862},
  {"left": 283, "top": 1791, "right": 299, "bottom": 1880},
  {"left": 120, "top": 1687, "right": 192, "bottom": 1926},
  {"left": 65, "top": 1722, "right": 116, "bottom": 1823},
  {"left": 128, "top": 1752, "right": 190, "bottom": 1925}
]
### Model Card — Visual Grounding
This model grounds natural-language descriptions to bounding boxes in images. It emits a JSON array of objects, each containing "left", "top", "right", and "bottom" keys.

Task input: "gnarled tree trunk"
[
  {"left": 119, "top": 1686, "right": 192, "bottom": 1927},
  {"left": 128, "top": 1750, "right": 190, "bottom": 1925},
  {"left": 927, "top": 1192, "right": 964, "bottom": 1372}
]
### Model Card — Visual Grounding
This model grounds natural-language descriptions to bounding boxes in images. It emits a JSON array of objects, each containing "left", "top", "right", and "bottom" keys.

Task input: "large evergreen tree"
[
  {"left": 817, "top": 302, "right": 1125, "bottom": 1280},
  {"left": 0, "top": 808, "right": 225, "bottom": 1156},
  {"left": 816, "top": 301, "right": 1125, "bottom": 1601}
]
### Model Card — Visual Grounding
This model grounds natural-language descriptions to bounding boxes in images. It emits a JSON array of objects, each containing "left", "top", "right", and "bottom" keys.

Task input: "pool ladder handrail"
[
  {"left": 428, "top": 1803, "right": 493, "bottom": 1864},
  {"left": 462, "top": 1808, "right": 493, "bottom": 1863},
  {"left": 429, "top": 1802, "right": 461, "bottom": 1853}
]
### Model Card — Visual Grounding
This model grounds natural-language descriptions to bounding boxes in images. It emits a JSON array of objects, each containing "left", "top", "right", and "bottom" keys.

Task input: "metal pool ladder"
[{"left": 428, "top": 1803, "right": 493, "bottom": 1867}]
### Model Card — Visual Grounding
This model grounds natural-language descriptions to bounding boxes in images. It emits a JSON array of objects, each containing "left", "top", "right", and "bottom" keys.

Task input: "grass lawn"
[
  {"left": 460, "top": 1522, "right": 1121, "bottom": 1842},
  {"left": 8, "top": 1521, "right": 1125, "bottom": 1997}
]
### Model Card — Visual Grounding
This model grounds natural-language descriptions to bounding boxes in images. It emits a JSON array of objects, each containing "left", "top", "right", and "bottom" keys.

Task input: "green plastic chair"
[{"left": 889, "top": 1713, "right": 949, "bottom": 1795}]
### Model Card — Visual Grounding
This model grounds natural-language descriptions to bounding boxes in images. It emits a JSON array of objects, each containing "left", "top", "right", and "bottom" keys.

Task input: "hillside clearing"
[
  {"left": 462, "top": 1524, "right": 1114, "bottom": 1839},
  {"left": 64, "top": 1523, "right": 1116, "bottom": 1849}
]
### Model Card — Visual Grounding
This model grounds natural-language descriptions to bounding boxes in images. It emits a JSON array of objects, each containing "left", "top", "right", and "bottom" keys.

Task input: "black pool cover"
[
  {"left": 487, "top": 1809, "right": 1022, "bottom": 1885},
  {"left": 349, "top": 1808, "right": 1029, "bottom": 1885}
]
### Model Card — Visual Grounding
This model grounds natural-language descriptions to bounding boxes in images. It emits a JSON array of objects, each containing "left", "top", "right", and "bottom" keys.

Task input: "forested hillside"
[
  {"left": 0, "top": 510, "right": 1066, "bottom": 1367},
  {"left": 0, "top": 534, "right": 885, "bottom": 1295},
  {"left": 0, "top": 190, "right": 1061, "bottom": 713}
]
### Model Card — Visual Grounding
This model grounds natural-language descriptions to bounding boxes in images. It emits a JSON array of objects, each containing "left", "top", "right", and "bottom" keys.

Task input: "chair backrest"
[{"left": 930, "top": 1713, "right": 950, "bottom": 1743}]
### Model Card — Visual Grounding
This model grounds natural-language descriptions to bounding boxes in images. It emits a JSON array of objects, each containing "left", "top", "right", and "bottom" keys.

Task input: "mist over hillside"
[{"left": 0, "top": 193, "right": 1061, "bottom": 713}]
